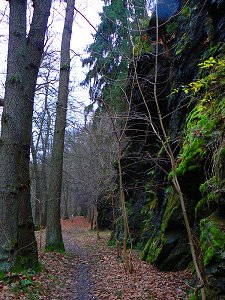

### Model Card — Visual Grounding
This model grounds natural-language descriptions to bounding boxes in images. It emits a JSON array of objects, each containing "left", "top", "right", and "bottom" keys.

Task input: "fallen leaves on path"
[
  {"left": 0, "top": 216, "right": 192, "bottom": 299},
  {"left": 71, "top": 228, "right": 191, "bottom": 300}
]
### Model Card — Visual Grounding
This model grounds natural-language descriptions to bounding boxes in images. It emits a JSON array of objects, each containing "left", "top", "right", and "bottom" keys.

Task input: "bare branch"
[{"left": 74, "top": 6, "right": 108, "bottom": 42}]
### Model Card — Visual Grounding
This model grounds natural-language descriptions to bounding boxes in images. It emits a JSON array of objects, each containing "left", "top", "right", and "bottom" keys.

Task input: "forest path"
[
  {"left": 61, "top": 217, "right": 98, "bottom": 300},
  {"left": 0, "top": 217, "right": 191, "bottom": 299},
  {"left": 50, "top": 216, "right": 191, "bottom": 300}
]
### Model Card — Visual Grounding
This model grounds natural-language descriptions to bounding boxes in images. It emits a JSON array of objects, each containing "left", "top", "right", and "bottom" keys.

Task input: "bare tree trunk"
[
  {"left": 46, "top": 0, "right": 75, "bottom": 251},
  {"left": 40, "top": 86, "right": 51, "bottom": 228},
  {"left": 63, "top": 181, "right": 70, "bottom": 220},
  {"left": 117, "top": 147, "right": 130, "bottom": 270},
  {"left": 31, "top": 141, "right": 41, "bottom": 229},
  {"left": 31, "top": 77, "right": 51, "bottom": 229},
  {"left": 93, "top": 204, "right": 100, "bottom": 239},
  {"left": 96, "top": 211, "right": 100, "bottom": 239},
  {"left": 40, "top": 159, "right": 48, "bottom": 228},
  {"left": 112, "top": 194, "right": 121, "bottom": 258},
  {"left": 0, "top": 0, "right": 27, "bottom": 272},
  {"left": 17, "top": 0, "right": 52, "bottom": 269},
  {"left": 0, "top": 0, "right": 52, "bottom": 272},
  {"left": 91, "top": 205, "right": 95, "bottom": 230}
]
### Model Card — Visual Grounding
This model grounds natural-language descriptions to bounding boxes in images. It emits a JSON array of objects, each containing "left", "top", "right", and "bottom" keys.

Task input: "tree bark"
[
  {"left": 0, "top": 0, "right": 52, "bottom": 272},
  {"left": 31, "top": 78, "right": 51, "bottom": 229},
  {"left": 40, "top": 82, "right": 51, "bottom": 228},
  {"left": 63, "top": 182, "right": 70, "bottom": 220},
  {"left": 46, "top": 0, "right": 75, "bottom": 251},
  {"left": 31, "top": 141, "right": 41, "bottom": 229}
]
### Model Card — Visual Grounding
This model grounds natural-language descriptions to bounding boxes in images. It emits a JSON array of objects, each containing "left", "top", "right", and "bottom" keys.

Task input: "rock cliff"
[{"left": 121, "top": 0, "right": 225, "bottom": 298}]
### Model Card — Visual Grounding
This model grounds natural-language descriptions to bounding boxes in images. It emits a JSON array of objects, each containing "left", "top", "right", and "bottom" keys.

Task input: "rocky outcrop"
[{"left": 122, "top": 0, "right": 225, "bottom": 298}]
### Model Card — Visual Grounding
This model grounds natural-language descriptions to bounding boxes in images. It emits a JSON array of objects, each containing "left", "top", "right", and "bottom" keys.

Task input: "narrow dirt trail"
[
  {"left": 56, "top": 217, "right": 191, "bottom": 300},
  {"left": 61, "top": 218, "right": 98, "bottom": 300},
  {"left": 0, "top": 217, "right": 192, "bottom": 299}
]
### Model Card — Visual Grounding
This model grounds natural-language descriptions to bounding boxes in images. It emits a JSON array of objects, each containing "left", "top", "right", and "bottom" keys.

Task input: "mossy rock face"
[
  {"left": 141, "top": 185, "right": 170, "bottom": 264},
  {"left": 196, "top": 177, "right": 225, "bottom": 220},
  {"left": 141, "top": 189, "right": 190, "bottom": 270},
  {"left": 176, "top": 94, "right": 225, "bottom": 178},
  {"left": 200, "top": 215, "right": 225, "bottom": 298},
  {"left": 115, "top": 1, "right": 225, "bottom": 295}
]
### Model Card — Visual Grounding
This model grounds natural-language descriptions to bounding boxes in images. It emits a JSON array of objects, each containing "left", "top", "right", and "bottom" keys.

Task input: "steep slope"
[{"left": 122, "top": 0, "right": 225, "bottom": 298}]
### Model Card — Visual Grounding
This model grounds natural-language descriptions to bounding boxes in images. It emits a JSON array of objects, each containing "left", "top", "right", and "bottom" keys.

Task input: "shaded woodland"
[{"left": 0, "top": 0, "right": 225, "bottom": 299}]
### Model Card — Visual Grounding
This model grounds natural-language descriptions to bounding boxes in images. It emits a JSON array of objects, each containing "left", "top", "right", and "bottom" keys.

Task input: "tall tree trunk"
[
  {"left": 40, "top": 153, "right": 48, "bottom": 228},
  {"left": 46, "top": 0, "right": 75, "bottom": 251},
  {"left": 31, "top": 80, "right": 51, "bottom": 229},
  {"left": 40, "top": 84, "right": 51, "bottom": 228},
  {"left": 0, "top": 0, "right": 52, "bottom": 272},
  {"left": 31, "top": 141, "right": 41, "bottom": 229},
  {"left": 0, "top": 0, "right": 27, "bottom": 272},
  {"left": 61, "top": 179, "right": 70, "bottom": 220},
  {"left": 17, "top": 0, "right": 52, "bottom": 270},
  {"left": 63, "top": 181, "right": 70, "bottom": 220},
  {"left": 94, "top": 205, "right": 100, "bottom": 239}
]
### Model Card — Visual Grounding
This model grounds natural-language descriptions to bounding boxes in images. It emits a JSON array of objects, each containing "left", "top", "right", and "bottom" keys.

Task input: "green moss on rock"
[
  {"left": 176, "top": 58, "right": 225, "bottom": 177},
  {"left": 141, "top": 190, "right": 179, "bottom": 264},
  {"left": 200, "top": 216, "right": 225, "bottom": 266},
  {"left": 197, "top": 177, "right": 225, "bottom": 215},
  {"left": 199, "top": 215, "right": 225, "bottom": 298}
]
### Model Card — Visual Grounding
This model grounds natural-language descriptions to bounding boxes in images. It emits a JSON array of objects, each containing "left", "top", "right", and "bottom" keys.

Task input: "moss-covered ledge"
[
  {"left": 200, "top": 214, "right": 225, "bottom": 298},
  {"left": 141, "top": 190, "right": 180, "bottom": 264}
]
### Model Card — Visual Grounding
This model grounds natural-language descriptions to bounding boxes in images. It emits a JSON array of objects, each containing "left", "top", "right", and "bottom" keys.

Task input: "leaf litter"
[{"left": 0, "top": 216, "right": 192, "bottom": 299}]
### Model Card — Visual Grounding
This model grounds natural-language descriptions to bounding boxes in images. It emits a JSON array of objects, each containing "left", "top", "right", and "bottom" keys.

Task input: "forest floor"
[{"left": 0, "top": 216, "right": 192, "bottom": 300}]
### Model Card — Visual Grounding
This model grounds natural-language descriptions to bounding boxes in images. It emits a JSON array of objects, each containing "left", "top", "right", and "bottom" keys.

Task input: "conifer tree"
[{"left": 82, "top": 0, "right": 146, "bottom": 111}]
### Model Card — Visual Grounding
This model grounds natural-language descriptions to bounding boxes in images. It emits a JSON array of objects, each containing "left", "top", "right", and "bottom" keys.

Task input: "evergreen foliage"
[{"left": 82, "top": 0, "right": 147, "bottom": 111}]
